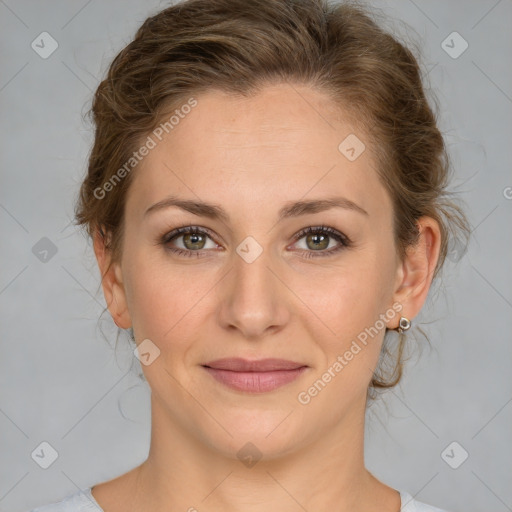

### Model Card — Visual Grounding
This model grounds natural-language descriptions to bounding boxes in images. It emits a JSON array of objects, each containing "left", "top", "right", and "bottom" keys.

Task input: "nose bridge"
[{"left": 219, "top": 238, "right": 289, "bottom": 338}]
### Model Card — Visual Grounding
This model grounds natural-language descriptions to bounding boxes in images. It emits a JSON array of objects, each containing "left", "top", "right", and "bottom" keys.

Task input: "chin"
[{"left": 199, "top": 406, "right": 313, "bottom": 463}]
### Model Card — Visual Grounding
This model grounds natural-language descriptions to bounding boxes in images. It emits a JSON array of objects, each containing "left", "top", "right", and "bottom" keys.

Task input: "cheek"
[
  {"left": 123, "top": 252, "right": 216, "bottom": 347},
  {"left": 323, "top": 284, "right": 385, "bottom": 364},
  {"left": 302, "top": 254, "right": 395, "bottom": 362},
  {"left": 294, "top": 270, "right": 393, "bottom": 414}
]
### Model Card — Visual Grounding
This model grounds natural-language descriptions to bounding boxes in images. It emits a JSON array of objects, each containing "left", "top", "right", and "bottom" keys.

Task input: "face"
[{"left": 104, "top": 83, "right": 407, "bottom": 459}]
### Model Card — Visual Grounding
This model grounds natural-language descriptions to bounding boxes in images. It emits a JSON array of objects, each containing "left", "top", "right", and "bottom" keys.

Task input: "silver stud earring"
[{"left": 395, "top": 316, "right": 411, "bottom": 334}]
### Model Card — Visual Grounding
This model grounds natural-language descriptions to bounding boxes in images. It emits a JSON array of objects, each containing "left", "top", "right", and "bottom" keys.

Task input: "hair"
[{"left": 74, "top": 0, "right": 470, "bottom": 399}]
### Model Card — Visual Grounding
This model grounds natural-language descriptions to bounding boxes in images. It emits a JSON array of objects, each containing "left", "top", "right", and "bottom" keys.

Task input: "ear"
[
  {"left": 93, "top": 227, "right": 132, "bottom": 329},
  {"left": 390, "top": 216, "right": 441, "bottom": 328}
]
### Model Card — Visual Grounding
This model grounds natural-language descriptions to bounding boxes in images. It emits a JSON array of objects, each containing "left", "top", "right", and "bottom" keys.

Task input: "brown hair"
[{"left": 74, "top": 0, "right": 470, "bottom": 396}]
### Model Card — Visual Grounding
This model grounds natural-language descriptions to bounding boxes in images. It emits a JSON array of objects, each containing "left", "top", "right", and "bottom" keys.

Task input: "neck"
[{"left": 121, "top": 392, "right": 398, "bottom": 512}]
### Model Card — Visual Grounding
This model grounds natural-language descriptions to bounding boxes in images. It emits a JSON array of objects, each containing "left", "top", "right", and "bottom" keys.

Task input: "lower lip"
[{"left": 202, "top": 366, "right": 308, "bottom": 393}]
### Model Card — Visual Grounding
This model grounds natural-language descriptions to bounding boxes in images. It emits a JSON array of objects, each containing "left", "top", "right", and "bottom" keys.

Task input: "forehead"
[{"left": 126, "top": 83, "right": 390, "bottom": 222}]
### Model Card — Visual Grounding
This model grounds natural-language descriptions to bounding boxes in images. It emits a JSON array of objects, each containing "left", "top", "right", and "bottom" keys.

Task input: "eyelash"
[{"left": 159, "top": 225, "right": 352, "bottom": 259}]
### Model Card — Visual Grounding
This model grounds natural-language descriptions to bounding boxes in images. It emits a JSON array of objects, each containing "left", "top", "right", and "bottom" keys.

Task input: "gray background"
[{"left": 0, "top": 1, "right": 511, "bottom": 511}]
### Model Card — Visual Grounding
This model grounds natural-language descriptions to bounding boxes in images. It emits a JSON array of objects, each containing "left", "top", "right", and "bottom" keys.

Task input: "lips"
[
  {"left": 203, "top": 358, "right": 306, "bottom": 372},
  {"left": 202, "top": 358, "right": 308, "bottom": 393}
]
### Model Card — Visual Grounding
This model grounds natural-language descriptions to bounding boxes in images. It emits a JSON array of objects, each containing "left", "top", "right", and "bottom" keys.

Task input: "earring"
[{"left": 395, "top": 316, "right": 411, "bottom": 334}]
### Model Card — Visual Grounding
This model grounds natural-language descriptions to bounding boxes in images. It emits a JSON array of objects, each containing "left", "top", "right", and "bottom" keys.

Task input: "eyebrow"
[{"left": 144, "top": 195, "right": 368, "bottom": 221}]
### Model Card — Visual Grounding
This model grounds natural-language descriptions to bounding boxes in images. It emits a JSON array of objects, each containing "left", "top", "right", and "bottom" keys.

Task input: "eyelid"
[
  {"left": 159, "top": 225, "right": 221, "bottom": 247},
  {"left": 291, "top": 225, "right": 351, "bottom": 245}
]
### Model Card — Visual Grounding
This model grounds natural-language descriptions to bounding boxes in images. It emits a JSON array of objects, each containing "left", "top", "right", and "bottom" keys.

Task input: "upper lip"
[{"left": 203, "top": 358, "right": 307, "bottom": 372}]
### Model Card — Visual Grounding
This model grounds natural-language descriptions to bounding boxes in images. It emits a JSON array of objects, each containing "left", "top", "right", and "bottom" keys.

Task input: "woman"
[{"left": 30, "top": 0, "right": 469, "bottom": 510}]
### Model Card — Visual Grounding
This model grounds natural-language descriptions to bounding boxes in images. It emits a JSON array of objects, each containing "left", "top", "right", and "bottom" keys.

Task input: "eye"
[
  {"left": 290, "top": 225, "right": 351, "bottom": 258},
  {"left": 160, "top": 226, "right": 219, "bottom": 258}
]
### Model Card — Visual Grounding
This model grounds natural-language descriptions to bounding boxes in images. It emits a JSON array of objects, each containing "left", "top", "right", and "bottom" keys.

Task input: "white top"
[{"left": 29, "top": 487, "right": 451, "bottom": 511}]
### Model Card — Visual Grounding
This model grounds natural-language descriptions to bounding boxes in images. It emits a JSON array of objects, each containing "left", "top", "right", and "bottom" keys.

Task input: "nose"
[{"left": 217, "top": 244, "right": 290, "bottom": 340}]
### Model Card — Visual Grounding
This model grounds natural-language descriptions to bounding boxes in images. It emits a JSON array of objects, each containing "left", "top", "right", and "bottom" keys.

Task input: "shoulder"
[
  {"left": 400, "top": 490, "right": 452, "bottom": 512},
  {"left": 27, "top": 488, "right": 103, "bottom": 512}
]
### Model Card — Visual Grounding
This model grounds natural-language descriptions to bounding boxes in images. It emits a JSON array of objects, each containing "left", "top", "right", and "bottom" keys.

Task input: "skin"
[{"left": 91, "top": 83, "right": 440, "bottom": 512}]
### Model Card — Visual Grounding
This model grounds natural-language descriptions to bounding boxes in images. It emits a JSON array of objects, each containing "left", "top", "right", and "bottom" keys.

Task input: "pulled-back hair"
[{"left": 74, "top": 0, "right": 470, "bottom": 396}]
